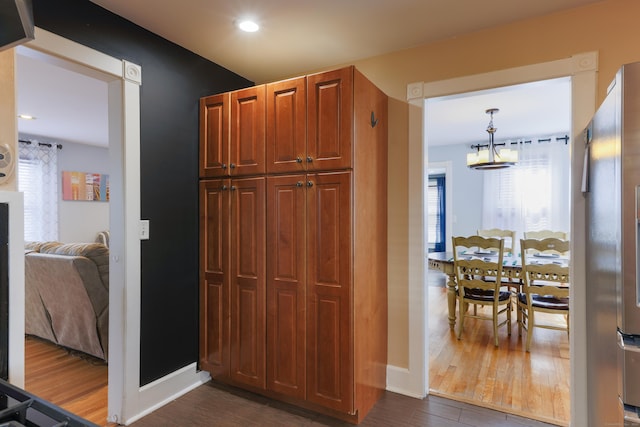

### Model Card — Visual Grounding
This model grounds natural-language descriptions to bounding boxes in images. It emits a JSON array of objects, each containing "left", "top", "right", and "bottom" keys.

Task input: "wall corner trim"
[
  {"left": 407, "top": 82, "right": 424, "bottom": 101},
  {"left": 123, "top": 60, "right": 142, "bottom": 85},
  {"left": 572, "top": 51, "right": 598, "bottom": 74}
]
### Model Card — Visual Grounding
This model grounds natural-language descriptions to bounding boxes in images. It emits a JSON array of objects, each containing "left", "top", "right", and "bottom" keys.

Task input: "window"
[
  {"left": 481, "top": 139, "right": 570, "bottom": 250},
  {"left": 427, "top": 174, "right": 446, "bottom": 252},
  {"left": 18, "top": 140, "right": 60, "bottom": 241}
]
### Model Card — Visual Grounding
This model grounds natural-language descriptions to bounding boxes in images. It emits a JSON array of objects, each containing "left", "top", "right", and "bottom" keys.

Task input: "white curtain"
[
  {"left": 481, "top": 138, "right": 570, "bottom": 252},
  {"left": 18, "top": 141, "right": 60, "bottom": 241}
]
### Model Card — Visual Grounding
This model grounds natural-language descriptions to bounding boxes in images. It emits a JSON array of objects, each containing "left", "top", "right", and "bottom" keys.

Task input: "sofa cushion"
[
  {"left": 40, "top": 242, "right": 109, "bottom": 291},
  {"left": 25, "top": 241, "right": 63, "bottom": 253}
]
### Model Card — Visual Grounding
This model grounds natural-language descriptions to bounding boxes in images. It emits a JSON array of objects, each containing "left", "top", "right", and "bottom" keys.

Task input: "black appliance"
[{"left": 0, "top": 379, "right": 98, "bottom": 427}]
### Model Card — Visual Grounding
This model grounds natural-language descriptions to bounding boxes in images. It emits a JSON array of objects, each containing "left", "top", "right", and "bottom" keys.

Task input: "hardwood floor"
[
  {"left": 24, "top": 335, "right": 111, "bottom": 426},
  {"left": 23, "top": 273, "right": 567, "bottom": 426},
  {"left": 428, "top": 270, "right": 570, "bottom": 426}
]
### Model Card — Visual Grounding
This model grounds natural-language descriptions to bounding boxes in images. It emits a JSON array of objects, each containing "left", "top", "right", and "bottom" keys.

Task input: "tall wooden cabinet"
[{"left": 199, "top": 66, "right": 387, "bottom": 423}]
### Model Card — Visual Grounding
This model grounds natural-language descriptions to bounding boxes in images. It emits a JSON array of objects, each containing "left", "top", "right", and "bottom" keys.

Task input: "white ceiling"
[
  {"left": 16, "top": 48, "right": 109, "bottom": 147},
  {"left": 16, "top": 0, "right": 589, "bottom": 147},
  {"left": 426, "top": 77, "right": 571, "bottom": 147}
]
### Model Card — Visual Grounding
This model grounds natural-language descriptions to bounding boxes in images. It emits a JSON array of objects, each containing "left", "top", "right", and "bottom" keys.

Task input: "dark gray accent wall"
[
  {"left": 31, "top": 0, "right": 253, "bottom": 385},
  {"left": 0, "top": 203, "right": 8, "bottom": 381}
]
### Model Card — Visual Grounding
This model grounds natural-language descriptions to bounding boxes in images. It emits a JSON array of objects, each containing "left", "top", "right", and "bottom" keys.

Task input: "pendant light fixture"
[{"left": 467, "top": 108, "right": 518, "bottom": 170}]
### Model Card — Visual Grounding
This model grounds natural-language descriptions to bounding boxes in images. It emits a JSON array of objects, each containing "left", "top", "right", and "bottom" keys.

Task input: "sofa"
[{"left": 25, "top": 241, "right": 109, "bottom": 361}]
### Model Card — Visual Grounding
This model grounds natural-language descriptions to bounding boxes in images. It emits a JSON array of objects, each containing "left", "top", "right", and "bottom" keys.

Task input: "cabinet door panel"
[
  {"left": 266, "top": 175, "right": 306, "bottom": 398},
  {"left": 266, "top": 78, "right": 307, "bottom": 174},
  {"left": 230, "top": 86, "right": 266, "bottom": 176},
  {"left": 306, "top": 171, "right": 352, "bottom": 412},
  {"left": 230, "top": 177, "right": 266, "bottom": 389},
  {"left": 307, "top": 68, "right": 352, "bottom": 171},
  {"left": 199, "top": 94, "right": 229, "bottom": 178},
  {"left": 199, "top": 179, "right": 230, "bottom": 377}
]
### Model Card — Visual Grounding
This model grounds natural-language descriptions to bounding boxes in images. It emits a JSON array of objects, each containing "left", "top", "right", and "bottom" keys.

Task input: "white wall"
[
  {"left": 428, "top": 143, "right": 484, "bottom": 237},
  {"left": 52, "top": 139, "right": 109, "bottom": 243}
]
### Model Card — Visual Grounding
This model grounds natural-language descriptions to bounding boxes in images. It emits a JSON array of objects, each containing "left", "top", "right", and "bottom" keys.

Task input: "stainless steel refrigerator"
[{"left": 585, "top": 61, "right": 640, "bottom": 426}]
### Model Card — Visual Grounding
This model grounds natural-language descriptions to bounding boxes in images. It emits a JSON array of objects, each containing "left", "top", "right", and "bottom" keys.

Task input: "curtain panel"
[
  {"left": 481, "top": 138, "right": 570, "bottom": 253},
  {"left": 18, "top": 140, "right": 60, "bottom": 242}
]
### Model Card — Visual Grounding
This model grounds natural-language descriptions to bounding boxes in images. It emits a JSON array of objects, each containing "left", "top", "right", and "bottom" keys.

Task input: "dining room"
[{"left": 425, "top": 77, "right": 572, "bottom": 426}]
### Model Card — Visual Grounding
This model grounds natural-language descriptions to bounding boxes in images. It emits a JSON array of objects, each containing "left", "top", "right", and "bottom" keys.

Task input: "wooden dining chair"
[
  {"left": 477, "top": 228, "right": 516, "bottom": 255},
  {"left": 477, "top": 228, "right": 518, "bottom": 298},
  {"left": 522, "top": 230, "right": 568, "bottom": 255},
  {"left": 517, "top": 238, "right": 570, "bottom": 352},
  {"left": 452, "top": 235, "right": 511, "bottom": 347}
]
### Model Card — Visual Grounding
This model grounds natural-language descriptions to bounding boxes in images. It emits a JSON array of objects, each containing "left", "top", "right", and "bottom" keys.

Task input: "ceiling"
[{"left": 16, "top": 0, "right": 594, "bottom": 147}]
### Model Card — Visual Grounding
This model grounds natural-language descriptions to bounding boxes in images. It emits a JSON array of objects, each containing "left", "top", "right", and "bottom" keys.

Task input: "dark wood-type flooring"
[
  {"left": 23, "top": 270, "right": 567, "bottom": 426},
  {"left": 128, "top": 380, "right": 557, "bottom": 427}
]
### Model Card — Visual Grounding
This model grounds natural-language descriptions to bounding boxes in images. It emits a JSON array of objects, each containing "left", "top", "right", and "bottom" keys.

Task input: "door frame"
[
  {"left": 398, "top": 51, "right": 597, "bottom": 427},
  {"left": 20, "top": 28, "right": 211, "bottom": 424},
  {"left": 14, "top": 27, "right": 141, "bottom": 423}
]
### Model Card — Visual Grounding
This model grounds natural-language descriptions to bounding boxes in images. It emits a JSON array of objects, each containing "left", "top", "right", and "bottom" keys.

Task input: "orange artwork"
[{"left": 62, "top": 171, "right": 109, "bottom": 201}]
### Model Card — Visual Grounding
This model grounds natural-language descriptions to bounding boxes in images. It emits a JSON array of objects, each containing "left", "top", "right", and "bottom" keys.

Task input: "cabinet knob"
[
  {"left": 230, "top": 163, "right": 236, "bottom": 169},
  {"left": 296, "top": 157, "right": 303, "bottom": 163},
  {"left": 221, "top": 163, "right": 227, "bottom": 170},
  {"left": 307, "top": 181, "right": 313, "bottom": 187},
  {"left": 306, "top": 156, "right": 313, "bottom": 163},
  {"left": 221, "top": 185, "right": 228, "bottom": 191},
  {"left": 296, "top": 181, "right": 303, "bottom": 187},
  {"left": 230, "top": 185, "right": 236, "bottom": 191}
]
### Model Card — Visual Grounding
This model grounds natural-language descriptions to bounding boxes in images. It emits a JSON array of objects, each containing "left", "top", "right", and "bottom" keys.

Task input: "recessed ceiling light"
[
  {"left": 18, "top": 114, "right": 36, "bottom": 120},
  {"left": 237, "top": 20, "right": 259, "bottom": 32}
]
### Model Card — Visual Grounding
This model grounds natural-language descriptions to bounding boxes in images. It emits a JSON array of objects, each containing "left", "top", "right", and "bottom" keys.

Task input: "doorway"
[
  {"left": 7, "top": 27, "right": 143, "bottom": 424},
  {"left": 400, "top": 52, "right": 597, "bottom": 427},
  {"left": 424, "top": 78, "right": 572, "bottom": 422},
  {"left": 17, "top": 46, "right": 110, "bottom": 423}
]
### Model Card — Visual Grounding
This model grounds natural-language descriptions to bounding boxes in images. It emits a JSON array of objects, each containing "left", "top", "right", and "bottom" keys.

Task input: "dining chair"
[
  {"left": 522, "top": 230, "right": 568, "bottom": 255},
  {"left": 517, "top": 238, "right": 570, "bottom": 352},
  {"left": 477, "top": 228, "right": 519, "bottom": 299},
  {"left": 524, "top": 230, "right": 568, "bottom": 240},
  {"left": 477, "top": 228, "right": 516, "bottom": 255},
  {"left": 452, "top": 235, "right": 511, "bottom": 347}
]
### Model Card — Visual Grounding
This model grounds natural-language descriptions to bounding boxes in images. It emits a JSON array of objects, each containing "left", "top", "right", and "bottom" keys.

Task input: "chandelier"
[{"left": 467, "top": 108, "right": 518, "bottom": 170}]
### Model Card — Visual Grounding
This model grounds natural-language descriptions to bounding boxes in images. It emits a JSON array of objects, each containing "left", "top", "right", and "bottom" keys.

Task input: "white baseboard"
[
  {"left": 386, "top": 364, "right": 427, "bottom": 399},
  {"left": 122, "top": 363, "right": 211, "bottom": 425}
]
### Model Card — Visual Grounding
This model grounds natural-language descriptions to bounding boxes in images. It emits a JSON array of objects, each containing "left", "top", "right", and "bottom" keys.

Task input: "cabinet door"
[
  {"left": 230, "top": 86, "right": 266, "bottom": 176},
  {"left": 266, "top": 175, "right": 306, "bottom": 398},
  {"left": 230, "top": 177, "right": 266, "bottom": 389},
  {"left": 306, "top": 171, "right": 353, "bottom": 412},
  {"left": 307, "top": 67, "right": 353, "bottom": 171},
  {"left": 199, "top": 179, "right": 230, "bottom": 378},
  {"left": 199, "top": 94, "right": 230, "bottom": 178},
  {"left": 266, "top": 77, "right": 307, "bottom": 174}
]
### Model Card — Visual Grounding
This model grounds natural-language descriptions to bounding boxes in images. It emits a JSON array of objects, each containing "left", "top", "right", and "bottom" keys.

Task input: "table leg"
[{"left": 446, "top": 273, "right": 457, "bottom": 329}]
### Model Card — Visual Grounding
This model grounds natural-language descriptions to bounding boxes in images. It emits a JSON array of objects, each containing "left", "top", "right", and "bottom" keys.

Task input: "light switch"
[{"left": 139, "top": 219, "right": 150, "bottom": 240}]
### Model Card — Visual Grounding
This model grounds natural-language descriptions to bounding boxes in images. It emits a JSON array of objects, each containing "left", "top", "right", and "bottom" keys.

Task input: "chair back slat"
[
  {"left": 453, "top": 236, "right": 505, "bottom": 298},
  {"left": 477, "top": 228, "right": 516, "bottom": 254}
]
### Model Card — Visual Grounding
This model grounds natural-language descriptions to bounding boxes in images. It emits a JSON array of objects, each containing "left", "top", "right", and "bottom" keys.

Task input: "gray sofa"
[{"left": 25, "top": 241, "right": 109, "bottom": 360}]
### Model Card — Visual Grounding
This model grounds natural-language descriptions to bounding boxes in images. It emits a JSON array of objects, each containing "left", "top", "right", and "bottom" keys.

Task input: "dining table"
[{"left": 427, "top": 251, "right": 568, "bottom": 329}]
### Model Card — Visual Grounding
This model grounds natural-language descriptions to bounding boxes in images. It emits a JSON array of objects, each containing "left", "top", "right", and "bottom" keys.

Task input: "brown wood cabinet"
[
  {"left": 199, "top": 178, "right": 230, "bottom": 378},
  {"left": 199, "top": 176, "right": 266, "bottom": 388},
  {"left": 200, "top": 66, "right": 387, "bottom": 424},
  {"left": 265, "top": 67, "right": 354, "bottom": 174},
  {"left": 265, "top": 174, "right": 307, "bottom": 399},
  {"left": 200, "top": 86, "right": 266, "bottom": 178}
]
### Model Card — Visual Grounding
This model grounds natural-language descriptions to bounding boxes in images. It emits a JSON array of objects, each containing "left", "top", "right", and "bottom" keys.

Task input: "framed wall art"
[{"left": 62, "top": 171, "right": 109, "bottom": 201}]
